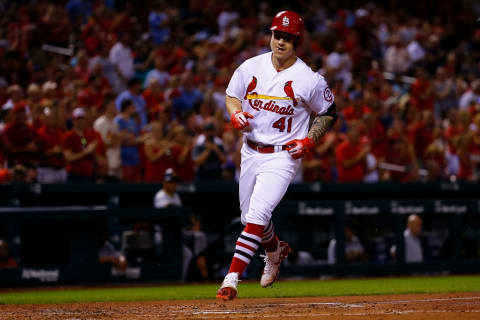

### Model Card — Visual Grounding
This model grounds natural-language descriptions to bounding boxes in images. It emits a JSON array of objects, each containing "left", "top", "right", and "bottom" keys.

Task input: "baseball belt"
[{"left": 246, "top": 139, "right": 288, "bottom": 153}]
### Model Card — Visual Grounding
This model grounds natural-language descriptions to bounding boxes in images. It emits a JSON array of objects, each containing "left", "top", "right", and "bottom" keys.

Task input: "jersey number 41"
[{"left": 272, "top": 117, "right": 293, "bottom": 133}]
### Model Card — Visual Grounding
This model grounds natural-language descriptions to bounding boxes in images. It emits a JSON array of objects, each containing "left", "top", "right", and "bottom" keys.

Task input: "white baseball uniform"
[{"left": 226, "top": 51, "right": 334, "bottom": 226}]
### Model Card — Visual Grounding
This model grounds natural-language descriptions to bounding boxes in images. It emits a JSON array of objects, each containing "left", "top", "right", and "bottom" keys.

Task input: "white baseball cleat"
[
  {"left": 260, "top": 241, "right": 291, "bottom": 288},
  {"left": 216, "top": 272, "right": 239, "bottom": 301}
]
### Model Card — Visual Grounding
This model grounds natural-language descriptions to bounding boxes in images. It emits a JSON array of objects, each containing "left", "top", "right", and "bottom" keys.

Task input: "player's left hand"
[{"left": 285, "top": 137, "right": 314, "bottom": 159}]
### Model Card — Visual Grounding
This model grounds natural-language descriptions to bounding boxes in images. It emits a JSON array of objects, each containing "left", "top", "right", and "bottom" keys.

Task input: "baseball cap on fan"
[
  {"left": 72, "top": 107, "right": 86, "bottom": 119},
  {"left": 163, "top": 168, "right": 179, "bottom": 183}
]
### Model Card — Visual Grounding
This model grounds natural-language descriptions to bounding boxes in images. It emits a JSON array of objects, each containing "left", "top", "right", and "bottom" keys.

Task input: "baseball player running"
[{"left": 216, "top": 11, "right": 338, "bottom": 301}]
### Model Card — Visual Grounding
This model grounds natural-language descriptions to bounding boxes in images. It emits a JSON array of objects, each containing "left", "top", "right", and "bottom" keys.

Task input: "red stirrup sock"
[
  {"left": 261, "top": 220, "right": 279, "bottom": 252},
  {"left": 228, "top": 223, "right": 264, "bottom": 275}
]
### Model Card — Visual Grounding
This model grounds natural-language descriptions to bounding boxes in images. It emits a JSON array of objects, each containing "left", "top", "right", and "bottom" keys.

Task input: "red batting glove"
[
  {"left": 285, "top": 137, "right": 315, "bottom": 159},
  {"left": 231, "top": 110, "right": 254, "bottom": 130}
]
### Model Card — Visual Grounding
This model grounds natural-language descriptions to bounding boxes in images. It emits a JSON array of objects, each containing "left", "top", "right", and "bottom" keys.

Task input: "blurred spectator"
[
  {"left": 423, "top": 142, "right": 447, "bottom": 182},
  {"left": 172, "top": 72, "right": 203, "bottom": 121},
  {"left": 342, "top": 92, "right": 372, "bottom": 122},
  {"left": 193, "top": 121, "right": 226, "bottom": 180},
  {"left": 94, "top": 99, "right": 121, "bottom": 179},
  {"left": 0, "top": 239, "right": 18, "bottom": 268},
  {"left": 363, "top": 112, "right": 387, "bottom": 161},
  {"left": 221, "top": 128, "right": 240, "bottom": 181},
  {"left": 407, "top": 110, "right": 434, "bottom": 160},
  {"left": 169, "top": 124, "right": 195, "bottom": 183},
  {"left": 335, "top": 123, "right": 369, "bottom": 182},
  {"left": 109, "top": 32, "right": 135, "bottom": 84},
  {"left": 2, "top": 85, "right": 24, "bottom": 111},
  {"left": 89, "top": 44, "right": 124, "bottom": 93},
  {"left": 144, "top": 121, "right": 172, "bottom": 182},
  {"left": 115, "top": 78, "right": 148, "bottom": 128},
  {"left": 65, "top": 0, "right": 92, "bottom": 26},
  {"left": 0, "top": 103, "right": 15, "bottom": 132},
  {"left": 406, "top": 34, "right": 426, "bottom": 66},
  {"left": 284, "top": 249, "right": 315, "bottom": 266},
  {"left": 148, "top": 1, "right": 170, "bottom": 45},
  {"left": 153, "top": 168, "right": 182, "bottom": 208},
  {"left": 0, "top": 164, "right": 37, "bottom": 184},
  {"left": 391, "top": 214, "right": 424, "bottom": 263},
  {"left": 63, "top": 108, "right": 99, "bottom": 182},
  {"left": 410, "top": 68, "right": 434, "bottom": 112},
  {"left": 325, "top": 41, "right": 353, "bottom": 91},
  {"left": 99, "top": 233, "right": 128, "bottom": 276},
  {"left": 302, "top": 133, "right": 335, "bottom": 182},
  {"left": 456, "top": 134, "right": 474, "bottom": 181},
  {"left": 384, "top": 137, "right": 419, "bottom": 182},
  {"left": 328, "top": 224, "right": 367, "bottom": 264},
  {"left": 36, "top": 106, "right": 66, "bottom": 183},
  {"left": 459, "top": 80, "right": 480, "bottom": 109},
  {"left": 3, "top": 103, "right": 38, "bottom": 167},
  {"left": 144, "top": 56, "right": 170, "bottom": 89},
  {"left": 153, "top": 169, "right": 208, "bottom": 280},
  {"left": 384, "top": 35, "right": 410, "bottom": 74},
  {"left": 433, "top": 66, "right": 457, "bottom": 119},
  {"left": 115, "top": 100, "right": 142, "bottom": 182}
]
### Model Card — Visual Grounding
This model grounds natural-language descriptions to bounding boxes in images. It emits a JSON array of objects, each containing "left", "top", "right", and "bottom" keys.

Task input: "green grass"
[{"left": 1, "top": 275, "right": 479, "bottom": 305}]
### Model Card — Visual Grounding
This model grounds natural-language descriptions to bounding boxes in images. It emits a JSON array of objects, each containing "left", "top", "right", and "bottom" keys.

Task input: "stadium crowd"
[{"left": 1, "top": 0, "right": 480, "bottom": 184}]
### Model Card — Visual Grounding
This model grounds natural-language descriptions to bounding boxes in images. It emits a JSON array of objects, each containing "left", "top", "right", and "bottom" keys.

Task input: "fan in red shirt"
[
  {"left": 302, "top": 133, "right": 336, "bottom": 182},
  {"left": 423, "top": 142, "right": 447, "bottom": 181},
  {"left": 410, "top": 68, "right": 434, "bottom": 112},
  {"left": 363, "top": 112, "right": 388, "bottom": 161},
  {"left": 144, "top": 121, "right": 174, "bottom": 182},
  {"left": 444, "top": 109, "right": 464, "bottom": 154},
  {"left": 63, "top": 108, "right": 100, "bottom": 182},
  {"left": 456, "top": 134, "right": 473, "bottom": 181},
  {"left": 407, "top": 110, "right": 434, "bottom": 159},
  {"left": 170, "top": 124, "right": 195, "bottom": 182},
  {"left": 335, "top": 124, "right": 369, "bottom": 182},
  {"left": 384, "top": 137, "right": 419, "bottom": 182},
  {"left": 36, "top": 106, "right": 67, "bottom": 183},
  {"left": 342, "top": 93, "right": 372, "bottom": 122},
  {"left": 3, "top": 103, "right": 39, "bottom": 167},
  {"left": 142, "top": 79, "right": 167, "bottom": 122}
]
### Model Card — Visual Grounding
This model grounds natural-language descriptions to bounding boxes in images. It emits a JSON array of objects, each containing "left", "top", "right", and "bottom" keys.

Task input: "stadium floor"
[{"left": 0, "top": 292, "right": 479, "bottom": 319}]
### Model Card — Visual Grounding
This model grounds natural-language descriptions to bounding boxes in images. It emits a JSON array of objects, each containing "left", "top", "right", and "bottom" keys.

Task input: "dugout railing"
[{"left": 0, "top": 181, "right": 479, "bottom": 285}]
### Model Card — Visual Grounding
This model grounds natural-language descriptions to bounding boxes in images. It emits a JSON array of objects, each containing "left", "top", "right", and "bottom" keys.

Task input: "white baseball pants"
[{"left": 239, "top": 141, "right": 301, "bottom": 226}]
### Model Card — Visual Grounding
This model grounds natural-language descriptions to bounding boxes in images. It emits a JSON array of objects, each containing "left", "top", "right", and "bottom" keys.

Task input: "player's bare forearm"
[
  {"left": 307, "top": 115, "right": 335, "bottom": 144},
  {"left": 226, "top": 95, "right": 242, "bottom": 115}
]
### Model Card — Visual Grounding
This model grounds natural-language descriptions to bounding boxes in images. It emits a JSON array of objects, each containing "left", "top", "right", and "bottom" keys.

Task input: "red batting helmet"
[{"left": 270, "top": 11, "right": 304, "bottom": 38}]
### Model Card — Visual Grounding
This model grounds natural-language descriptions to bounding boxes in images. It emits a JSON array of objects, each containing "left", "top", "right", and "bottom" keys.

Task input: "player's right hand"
[{"left": 231, "top": 110, "right": 254, "bottom": 130}]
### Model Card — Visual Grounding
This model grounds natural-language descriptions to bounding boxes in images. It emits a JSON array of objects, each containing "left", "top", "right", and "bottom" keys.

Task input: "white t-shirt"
[
  {"left": 326, "top": 52, "right": 352, "bottom": 77},
  {"left": 406, "top": 40, "right": 425, "bottom": 62},
  {"left": 327, "top": 236, "right": 365, "bottom": 264},
  {"left": 94, "top": 115, "right": 121, "bottom": 175},
  {"left": 154, "top": 189, "right": 182, "bottom": 208},
  {"left": 226, "top": 52, "right": 334, "bottom": 145},
  {"left": 404, "top": 228, "right": 423, "bottom": 263},
  {"left": 109, "top": 42, "right": 134, "bottom": 80},
  {"left": 144, "top": 69, "right": 170, "bottom": 88}
]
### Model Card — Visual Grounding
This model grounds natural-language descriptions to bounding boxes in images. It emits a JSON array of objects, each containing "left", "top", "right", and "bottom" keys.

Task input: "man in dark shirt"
[{"left": 192, "top": 122, "right": 226, "bottom": 180}]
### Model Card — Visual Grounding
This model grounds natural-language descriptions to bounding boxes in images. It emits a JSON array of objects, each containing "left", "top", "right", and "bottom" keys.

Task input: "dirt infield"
[{"left": 0, "top": 292, "right": 479, "bottom": 319}]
